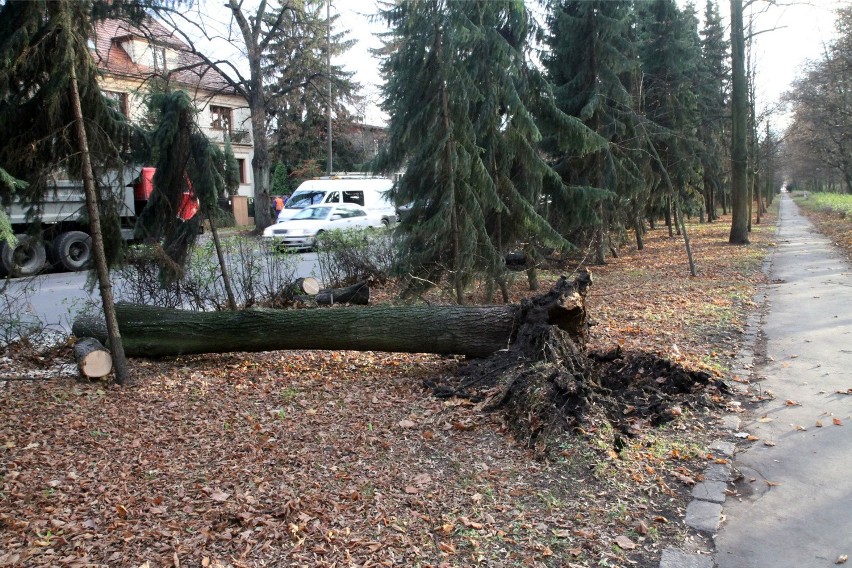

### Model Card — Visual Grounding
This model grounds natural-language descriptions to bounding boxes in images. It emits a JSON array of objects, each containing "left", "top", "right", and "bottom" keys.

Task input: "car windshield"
[
  {"left": 292, "top": 206, "right": 331, "bottom": 220},
  {"left": 286, "top": 190, "right": 325, "bottom": 209}
]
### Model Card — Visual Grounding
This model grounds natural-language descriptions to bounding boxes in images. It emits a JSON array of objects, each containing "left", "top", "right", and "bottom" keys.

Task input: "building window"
[
  {"left": 103, "top": 90, "right": 129, "bottom": 116},
  {"left": 153, "top": 46, "right": 167, "bottom": 71},
  {"left": 210, "top": 105, "right": 232, "bottom": 132},
  {"left": 237, "top": 159, "right": 247, "bottom": 184}
]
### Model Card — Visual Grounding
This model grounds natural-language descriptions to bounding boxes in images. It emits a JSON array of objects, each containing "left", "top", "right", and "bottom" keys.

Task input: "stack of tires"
[{"left": 0, "top": 231, "right": 91, "bottom": 277}]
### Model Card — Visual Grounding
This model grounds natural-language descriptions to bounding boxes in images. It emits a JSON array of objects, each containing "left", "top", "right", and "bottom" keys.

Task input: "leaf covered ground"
[{"left": 1, "top": 211, "right": 781, "bottom": 567}]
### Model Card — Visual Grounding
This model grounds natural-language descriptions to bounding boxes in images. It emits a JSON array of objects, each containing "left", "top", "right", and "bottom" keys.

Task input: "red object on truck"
[{"left": 131, "top": 167, "right": 200, "bottom": 221}]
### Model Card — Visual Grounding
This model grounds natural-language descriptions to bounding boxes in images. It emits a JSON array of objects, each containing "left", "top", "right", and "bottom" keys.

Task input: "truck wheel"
[
  {"left": 52, "top": 231, "right": 92, "bottom": 272},
  {"left": 0, "top": 235, "right": 47, "bottom": 277}
]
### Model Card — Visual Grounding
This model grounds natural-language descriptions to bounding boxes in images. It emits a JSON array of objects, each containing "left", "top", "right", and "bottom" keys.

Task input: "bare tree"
[{"left": 150, "top": 0, "right": 349, "bottom": 230}]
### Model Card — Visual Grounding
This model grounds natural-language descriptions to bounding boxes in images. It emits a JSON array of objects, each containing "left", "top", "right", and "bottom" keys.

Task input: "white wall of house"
[{"left": 98, "top": 77, "right": 256, "bottom": 199}]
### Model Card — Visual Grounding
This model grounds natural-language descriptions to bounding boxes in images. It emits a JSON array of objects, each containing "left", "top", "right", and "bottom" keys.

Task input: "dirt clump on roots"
[{"left": 424, "top": 271, "right": 731, "bottom": 456}]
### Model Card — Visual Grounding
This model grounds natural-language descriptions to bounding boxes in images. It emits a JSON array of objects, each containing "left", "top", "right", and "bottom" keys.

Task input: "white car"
[{"left": 262, "top": 203, "right": 384, "bottom": 250}]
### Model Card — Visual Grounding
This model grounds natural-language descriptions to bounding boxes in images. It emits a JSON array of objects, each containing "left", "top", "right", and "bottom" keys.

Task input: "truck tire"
[
  {"left": 52, "top": 231, "right": 92, "bottom": 272},
  {"left": 1, "top": 235, "right": 47, "bottom": 277}
]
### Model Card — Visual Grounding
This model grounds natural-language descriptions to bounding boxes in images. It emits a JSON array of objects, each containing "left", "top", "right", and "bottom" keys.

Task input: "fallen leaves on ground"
[{"left": 0, "top": 211, "right": 779, "bottom": 567}]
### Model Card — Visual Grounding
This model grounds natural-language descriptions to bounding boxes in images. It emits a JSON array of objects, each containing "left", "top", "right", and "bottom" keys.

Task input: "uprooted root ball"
[{"left": 425, "top": 310, "right": 729, "bottom": 455}]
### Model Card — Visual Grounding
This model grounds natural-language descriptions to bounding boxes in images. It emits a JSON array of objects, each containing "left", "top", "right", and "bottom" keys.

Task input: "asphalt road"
[
  {"left": 2, "top": 246, "right": 321, "bottom": 334},
  {"left": 714, "top": 192, "right": 852, "bottom": 567}
]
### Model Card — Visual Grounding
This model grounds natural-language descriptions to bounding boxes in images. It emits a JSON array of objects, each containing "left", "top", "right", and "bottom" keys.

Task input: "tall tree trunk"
[
  {"left": 634, "top": 216, "right": 645, "bottom": 250},
  {"left": 440, "top": 76, "right": 463, "bottom": 304},
  {"left": 69, "top": 65, "right": 129, "bottom": 384},
  {"left": 207, "top": 207, "right": 237, "bottom": 310},
  {"left": 595, "top": 202, "right": 608, "bottom": 265},
  {"left": 665, "top": 197, "right": 674, "bottom": 238},
  {"left": 729, "top": 0, "right": 750, "bottom": 244}
]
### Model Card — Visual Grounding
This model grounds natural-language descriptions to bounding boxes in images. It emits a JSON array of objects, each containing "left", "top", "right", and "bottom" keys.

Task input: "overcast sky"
[
  {"left": 336, "top": 0, "right": 844, "bottom": 129},
  {"left": 188, "top": 0, "right": 844, "bottom": 129}
]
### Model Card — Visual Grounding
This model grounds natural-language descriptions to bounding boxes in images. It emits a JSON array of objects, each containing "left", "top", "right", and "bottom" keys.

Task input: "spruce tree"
[
  {"left": 697, "top": 0, "right": 729, "bottom": 222},
  {"left": 0, "top": 0, "right": 151, "bottom": 384},
  {"left": 135, "top": 90, "right": 230, "bottom": 286},
  {"left": 636, "top": 0, "right": 702, "bottom": 233},
  {"left": 376, "top": 0, "right": 601, "bottom": 303},
  {"left": 543, "top": 0, "right": 645, "bottom": 263},
  {"left": 264, "top": 1, "right": 361, "bottom": 173},
  {"left": 223, "top": 136, "right": 241, "bottom": 197}
]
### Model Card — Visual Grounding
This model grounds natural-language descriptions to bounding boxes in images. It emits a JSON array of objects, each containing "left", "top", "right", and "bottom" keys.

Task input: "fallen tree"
[
  {"left": 71, "top": 269, "right": 729, "bottom": 455},
  {"left": 72, "top": 271, "right": 592, "bottom": 358}
]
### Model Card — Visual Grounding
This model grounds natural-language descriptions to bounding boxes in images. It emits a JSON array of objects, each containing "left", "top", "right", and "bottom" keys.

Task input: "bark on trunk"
[
  {"left": 316, "top": 281, "right": 370, "bottom": 305},
  {"left": 729, "top": 0, "right": 750, "bottom": 244},
  {"left": 69, "top": 65, "right": 129, "bottom": 384},
  {"left": 72, "top": 272, "right": 592, "bottom": 359}
]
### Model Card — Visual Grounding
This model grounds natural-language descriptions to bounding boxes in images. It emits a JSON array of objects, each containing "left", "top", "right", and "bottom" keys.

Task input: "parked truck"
[{"left": 1, "top": 167, "right": 198, "bottom": 278}]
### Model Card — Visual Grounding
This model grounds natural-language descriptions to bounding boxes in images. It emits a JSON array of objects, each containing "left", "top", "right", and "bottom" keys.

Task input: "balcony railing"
[{"left": 202, "top": 127, "right": 252, "bottom": 145}]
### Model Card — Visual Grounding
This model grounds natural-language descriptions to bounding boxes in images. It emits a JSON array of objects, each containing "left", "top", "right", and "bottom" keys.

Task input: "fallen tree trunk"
[
  {"left": 316, "top": 281, "right": 370, "bottom": 305},
  {"left": 72, "top": 271, "right": 591, "bottom": 359},
  {"left": 73, "top": 337, "right": 112, "bottom": 378}
]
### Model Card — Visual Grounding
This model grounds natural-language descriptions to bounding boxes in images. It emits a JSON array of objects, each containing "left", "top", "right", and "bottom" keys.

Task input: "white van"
[{"left": 277, "top": 175, "right": 397, "bottom": 226}]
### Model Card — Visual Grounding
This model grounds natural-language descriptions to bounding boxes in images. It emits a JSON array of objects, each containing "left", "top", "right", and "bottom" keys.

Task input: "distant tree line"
[{"left": 783, "top": 5, "right": 852, "bottom": 194}]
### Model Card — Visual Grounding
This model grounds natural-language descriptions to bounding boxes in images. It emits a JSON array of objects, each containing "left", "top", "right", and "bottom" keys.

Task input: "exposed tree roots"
[{"left": 424, "top": 272, "right": 730, "bottom": 455}]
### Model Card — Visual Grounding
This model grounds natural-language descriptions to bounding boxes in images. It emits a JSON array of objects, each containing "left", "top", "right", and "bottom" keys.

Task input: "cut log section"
[
  {"left": 293, "top": 277, "right": 320, "bottom": 295},
  {"left": 316, "top": 281, "right": 370, "bottom": 305},
  {"left": 72, "top": 271, "right": 592, "bottom": 359},
  {"left": 73, "top": 337, "right": 113, "bottom": 378}
]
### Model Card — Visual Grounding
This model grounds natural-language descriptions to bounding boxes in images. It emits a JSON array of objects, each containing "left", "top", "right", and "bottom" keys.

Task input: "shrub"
[
  {"left": 316, "top": 228, "right": 396, "bottom": 288},
  {"left": 113, "top": 235, "right": 299, "bottom": 310}
]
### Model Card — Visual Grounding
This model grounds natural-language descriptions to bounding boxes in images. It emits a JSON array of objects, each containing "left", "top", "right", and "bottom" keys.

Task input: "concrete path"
[{"left": 714, "top": 192, "right": 852, "bottom": 567}]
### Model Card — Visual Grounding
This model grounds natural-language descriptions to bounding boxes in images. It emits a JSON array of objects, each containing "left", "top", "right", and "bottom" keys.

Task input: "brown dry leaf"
[
  {"left": 404, "top": 486, "right": 418, "bottom": 494},
  {"left": 795, "top": 425, "right": 807, "bottom": 431},
  {"left": 746, "top": 434, "right": 759, "bottom": 441},
  {"left": 210, "top": 490, "right": 230, "bottom": 502},
  {"left": 398, "top": 419, "right": 416, "bottom": 429},
  {"left": 459, "top": 516, "right": 483, "bottom": 530},
  {"left": 413, "top": 473, "right": 432, "bottom": 485},
  {"left": 816, "top": 420, "right": 824, "bottom": 428},
  {"left": 116, "top": 504, "right": 128, "bottom": 519},
  {"left": 634, "top": 520, "right": 649, "bottom": 536},
  {"left": 614, "top": 535, "right": 637, "bottom": 550},
  {"left": 675, "top": 473, "right": 696, "bottom": 486},
  {"left": 836, "top": 554, "right": 848, "bottom": 564},
  {"left": 568, "top": 548, "right": 583, "bottom": 557},
  {"left": 785, "top": 399, "right": 801, "bottom": 406},
  {"left": 552, "top": 528, "right": 573, "bottom": 538},
  {"left": 764, "top": 440, "right": 777, "bottom": 447},
  {"left": 765, "top": 480, "right": 782, "bottom": 487},
  {"left": 438, "top": 542, "right": 455, "bottom": 554},
  {"left": 758, "top": 415, "right": 774, "bottom": 422}
]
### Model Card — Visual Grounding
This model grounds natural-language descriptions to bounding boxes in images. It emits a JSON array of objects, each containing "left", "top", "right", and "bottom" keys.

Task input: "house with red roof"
[{"left": 91, "top": 17, "right": 255, "bottom": 199}]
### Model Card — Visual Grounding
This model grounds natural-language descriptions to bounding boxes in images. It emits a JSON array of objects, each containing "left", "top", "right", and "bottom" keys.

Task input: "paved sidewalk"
[{"left": 713, "top": 192, "right": 852, "bottom": 567}]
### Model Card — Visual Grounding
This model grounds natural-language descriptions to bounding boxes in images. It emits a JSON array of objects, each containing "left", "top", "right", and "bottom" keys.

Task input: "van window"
[
  {"left": 342, "top": 190, "right": 365, "bottom": 206},
  {"left": 324, "top": 191, "right": 340, "bottom": 204},
  {"left": 287, "top": 190, "right": 325, "bottom": 209}
]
